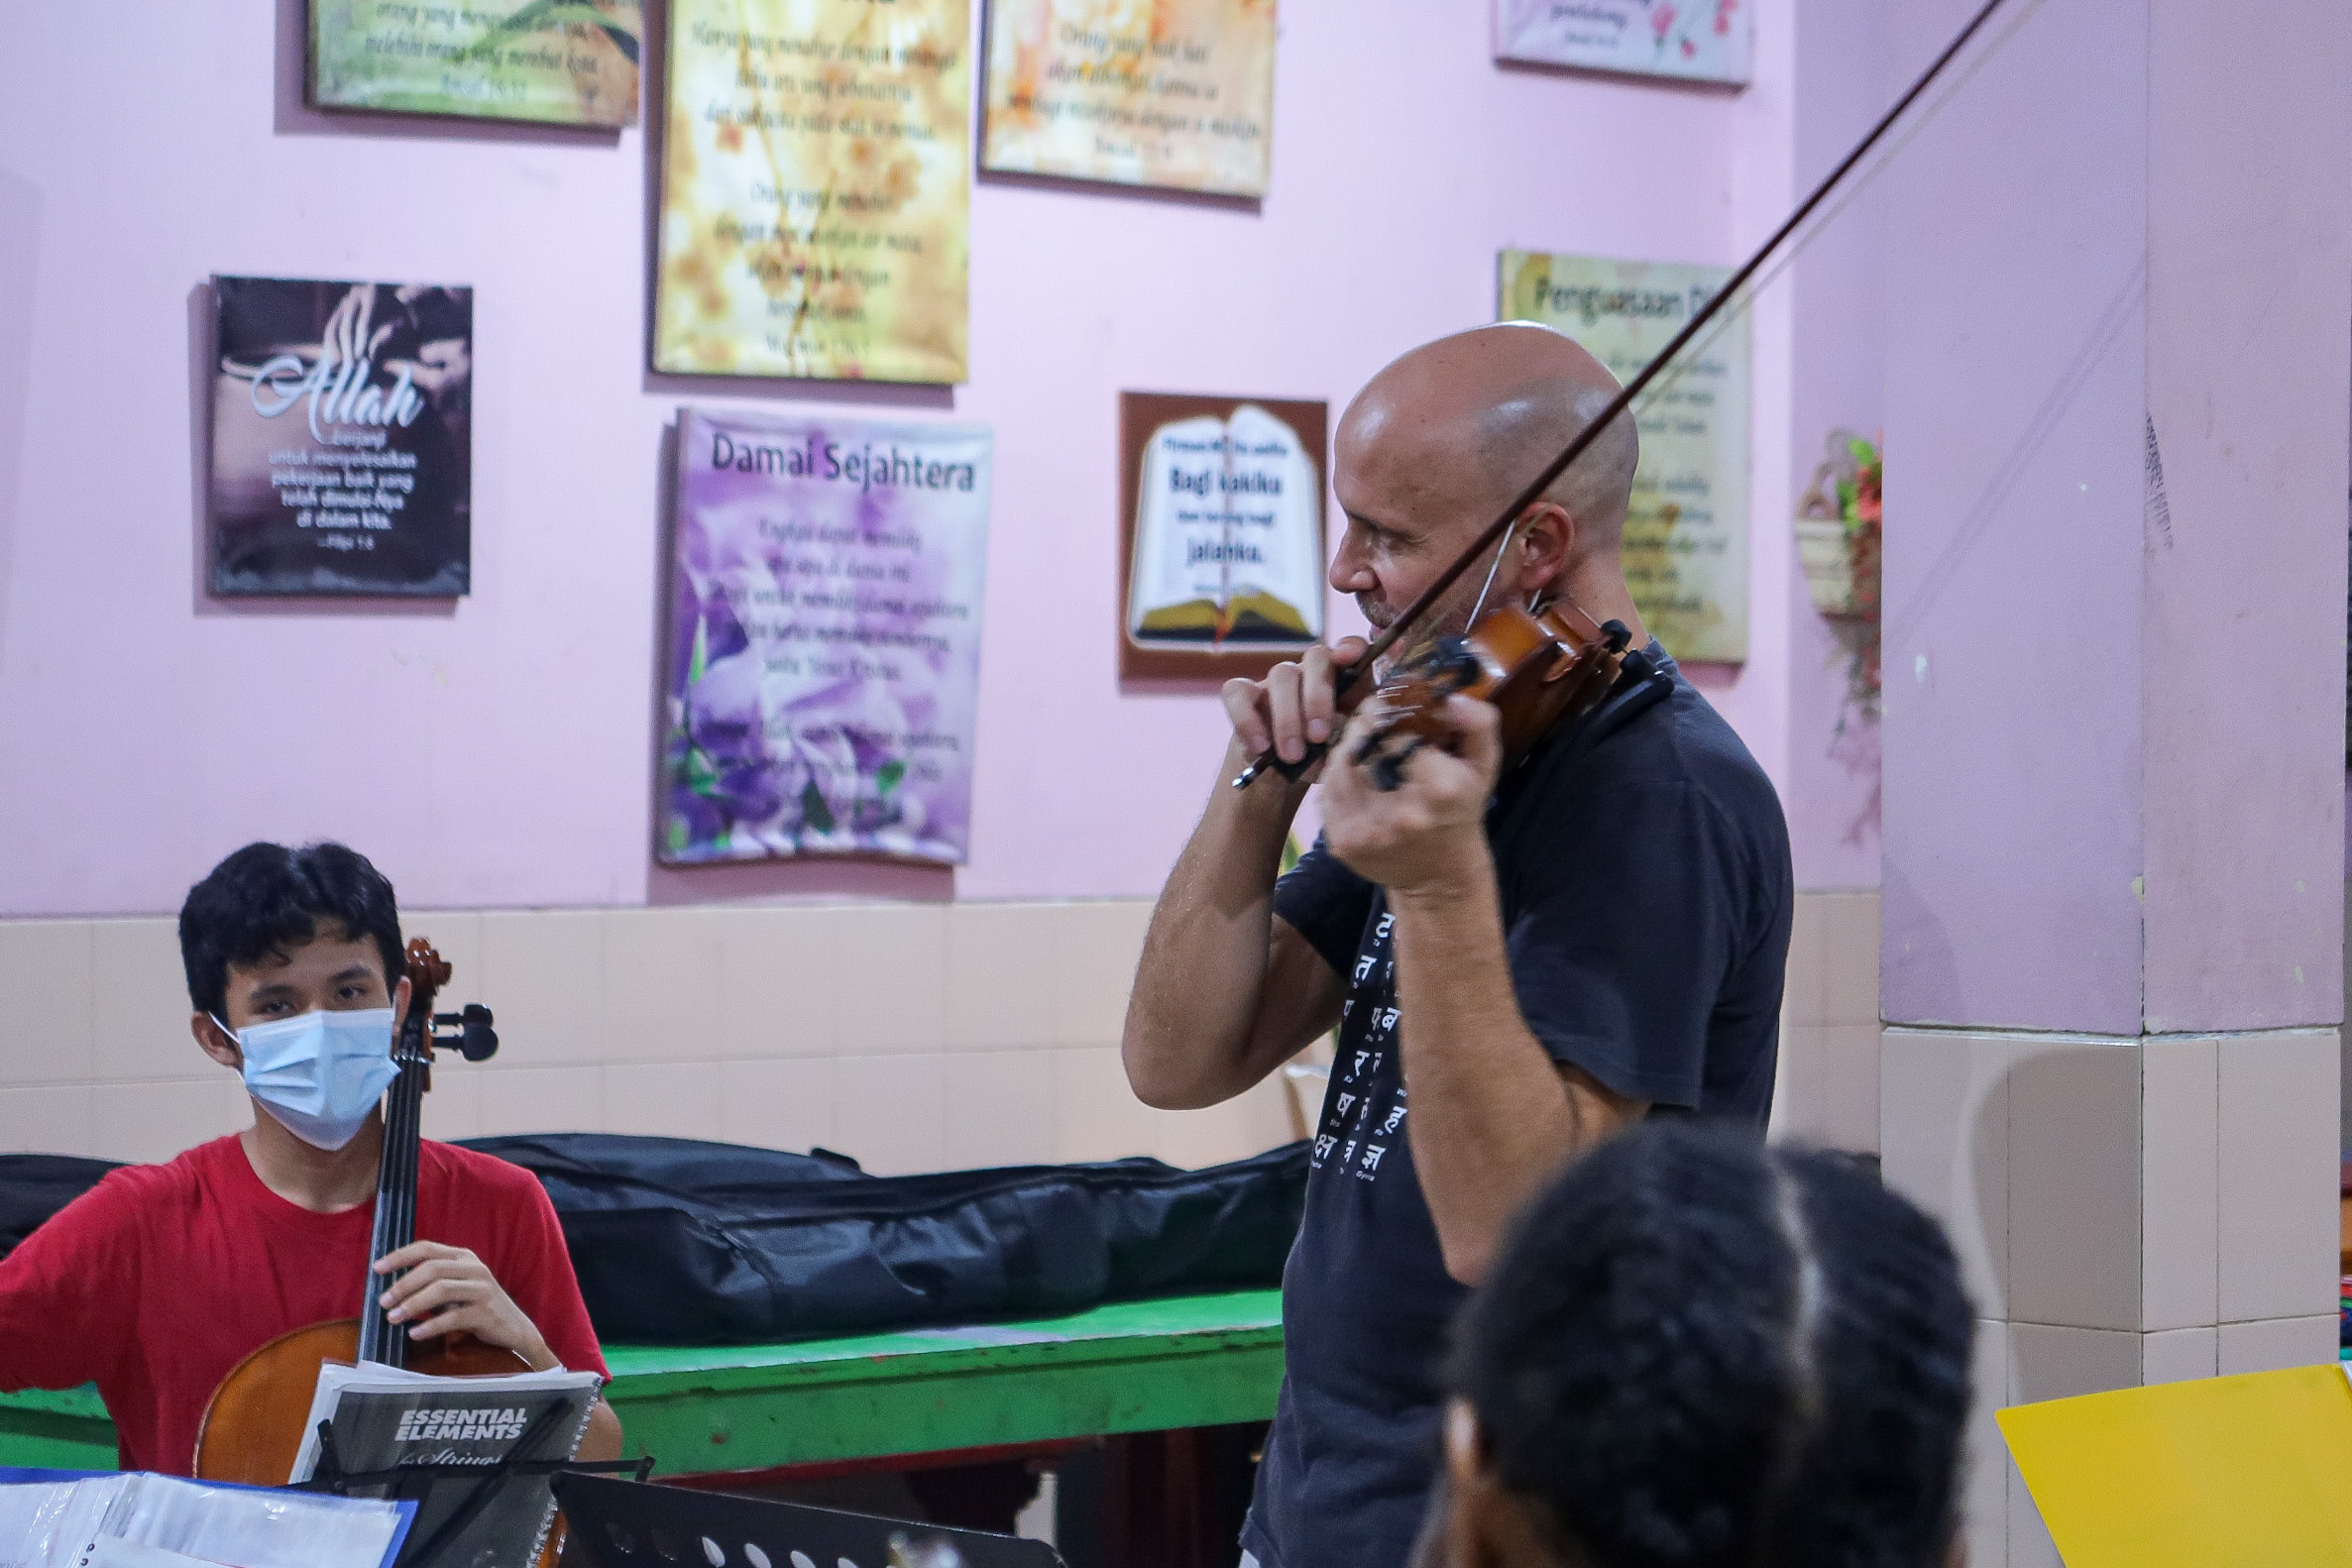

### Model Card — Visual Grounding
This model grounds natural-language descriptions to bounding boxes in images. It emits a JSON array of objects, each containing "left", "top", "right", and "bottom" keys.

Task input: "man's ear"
[
  {"left": 191, "top": 1012, "right": 241, "bottom": 1071},
  {"left": 1512, "top": 503, "right": 1576, "bottom": 596},
  {"left": 391, "top": 975, "right": 412, "bottom": 1037}
]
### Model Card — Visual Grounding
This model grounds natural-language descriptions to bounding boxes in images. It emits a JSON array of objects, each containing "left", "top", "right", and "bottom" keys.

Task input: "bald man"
[{"left": 1122, "top": 324, "right": 1792, "bottom": 1568}]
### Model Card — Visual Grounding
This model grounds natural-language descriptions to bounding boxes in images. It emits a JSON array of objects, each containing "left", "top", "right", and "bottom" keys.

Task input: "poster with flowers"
[
  {"left": 653, "top": 0, "right": 970, "bottom": 383},
  {"left": 310, "top": 0, "right": 641, "bottom": 127},
  {"left": 660, "top": 407, "right": 992, "bottom": 866},
  {"left": 980, "top": 0, "right": 1279, "bottom": 198},
  {"left": 1495, "top": 0, "right": 1750, "bottom": 86}
]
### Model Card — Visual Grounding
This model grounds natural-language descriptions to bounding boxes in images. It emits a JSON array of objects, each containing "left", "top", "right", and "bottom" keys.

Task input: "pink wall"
[
  {"left": 0, "top": 0, "right": 1805, "bottom": 918},
  {"left": 1779, "top": 0, "right": 1887, "bottom": 890},
  {"left": 1879, "top": 0, "right": 2348, "bottom": 1033}
]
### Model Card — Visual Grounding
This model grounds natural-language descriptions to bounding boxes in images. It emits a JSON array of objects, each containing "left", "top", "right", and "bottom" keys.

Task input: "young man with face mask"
[{"left": 0, "top": 841, "right": 619, "bottom": 1475}]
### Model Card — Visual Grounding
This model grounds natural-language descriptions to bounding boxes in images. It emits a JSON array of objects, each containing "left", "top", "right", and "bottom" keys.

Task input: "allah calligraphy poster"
[
  {"left": 208, "top": 277, "right": 473, "bottom": 598},
  {"left": 981, "top": 0, "right": 1278, "bottom": 198},
  {"left": 654, "top": 0, "right": 971, "bottom": 384},
  {"left": 1499, "top": 251, "right": 1748, "bottom": 663},
  {"left": 1119, "top": 392, "right": 1326, "bottom": 681},
  {"left": 1495, "top": 0, "right": 1751, "bottom": 87},
  {"left": 660, "top": 407, "right": 993, "bottom": 866},
  {"left": 309, "top": 0, "right": 643, "bottom": 126}
]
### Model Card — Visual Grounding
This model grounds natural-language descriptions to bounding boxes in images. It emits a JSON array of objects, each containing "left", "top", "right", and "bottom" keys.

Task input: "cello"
[{"left": 191, "top": 938, "right": 520, "bottom": 1486}]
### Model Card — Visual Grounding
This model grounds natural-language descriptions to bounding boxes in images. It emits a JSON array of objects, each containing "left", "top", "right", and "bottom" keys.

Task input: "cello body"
[{"left": 192, "top": 1320, "right": 528, "bottom": 1487}]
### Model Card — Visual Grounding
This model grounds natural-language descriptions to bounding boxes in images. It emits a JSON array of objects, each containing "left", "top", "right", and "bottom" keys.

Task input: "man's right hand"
[{"left": 1222, "top": 636, "right": 1373, "bottom": 770}]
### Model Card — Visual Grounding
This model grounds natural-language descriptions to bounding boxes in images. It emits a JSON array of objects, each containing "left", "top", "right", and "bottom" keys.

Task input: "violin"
[
  {"left": 1231, "top": 0, "right": 2012, "bottom": 796},
  {"left": 1342, "top": 600, "right": 1634, "bottom": 792},
  {"left": 191, "top": 938, "right": 513, "bottom": 1487}
]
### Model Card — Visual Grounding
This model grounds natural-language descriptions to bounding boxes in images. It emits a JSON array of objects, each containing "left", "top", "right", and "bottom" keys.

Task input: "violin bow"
[{"left": 1233, "top": 0, "right": 2014, "bottom": 790}]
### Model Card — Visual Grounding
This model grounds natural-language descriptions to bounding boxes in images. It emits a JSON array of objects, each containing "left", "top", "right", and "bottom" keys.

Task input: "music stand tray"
[{"left": 555, "top": 1472, "right": 1065, "bottom": 1568}]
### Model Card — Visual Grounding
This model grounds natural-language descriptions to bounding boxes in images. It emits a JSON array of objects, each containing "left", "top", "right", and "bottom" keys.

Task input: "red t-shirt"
[{"left": 0, "top": 1135, "right": 609, "bottom": 1475}]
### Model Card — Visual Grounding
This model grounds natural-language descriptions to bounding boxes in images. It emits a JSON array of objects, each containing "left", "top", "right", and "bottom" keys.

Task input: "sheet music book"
[
  {"left": 0, "top": 1470, "right": 408, "bottom": 1568},
  {"left": 289, "top": 1362, "right": 602, "bottom": 1568}
]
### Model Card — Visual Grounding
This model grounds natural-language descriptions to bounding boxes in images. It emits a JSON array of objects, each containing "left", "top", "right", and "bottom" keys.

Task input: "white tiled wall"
[
  {"left": 0, "top": 900, "right": 1294, "bottom": 1174},
  {"left": 1882, "top": 1023, "right": 2342, "bottom": 1568},
  {"left": 1769, "top": 890, "right": 1882, "bottom": 1153},
  {"left": 1, "top": 889, "right": 1886, "bottom": 1172}
]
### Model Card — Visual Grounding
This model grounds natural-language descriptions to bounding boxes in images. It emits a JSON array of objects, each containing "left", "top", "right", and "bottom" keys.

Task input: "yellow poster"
[
  {"left": 981, "top": 0, "right": 1277, "bottom": 198},
  {"left": 656, "top": 0, "right": 971, "bottom": 384},
  {"left": 1999, "top": 1366, "right": 2352, "bottom": 1566},
  {"left": 1500, "top": 250, "right": 1749, "bottom": 664}
]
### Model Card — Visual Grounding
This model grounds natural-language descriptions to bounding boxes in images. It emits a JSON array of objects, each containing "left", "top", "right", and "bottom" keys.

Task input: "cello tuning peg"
[
  {"left": 430, "top": 1004, "right": 500, "bottom": 1062},
  {"left": 1600, "top": 620, "right": 1631, "bottom": 653},
  {"left": 457, "top": 1003, "right": 498, "bottom": 1063}
]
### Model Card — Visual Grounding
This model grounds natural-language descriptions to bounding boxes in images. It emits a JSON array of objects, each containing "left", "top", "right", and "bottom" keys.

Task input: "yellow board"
[
  {"left": 1997, "top": 1366, "right": 2352, "bottom": 1566},
  {"left": 980, "top": 0, "right": 1279, "bottom": 198},
  {"left": 655, "top": 0, "right": 971, "bottom": 384},
  {"left": 1497, "top": 250, "right": 1750, "bottom": 665}
]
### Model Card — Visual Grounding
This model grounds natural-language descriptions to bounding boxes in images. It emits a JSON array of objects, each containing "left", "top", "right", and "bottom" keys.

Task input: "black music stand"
[
  {"left": 303, "top": 1405, "right": 653, "bottom": 1567},
  {"left": 555, "top": 1471, "right": 1066, "bottom": 1568}
]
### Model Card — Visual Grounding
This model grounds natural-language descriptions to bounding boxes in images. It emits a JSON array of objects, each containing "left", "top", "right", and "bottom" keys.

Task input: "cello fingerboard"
[{"left": 355, "top": 1048, "right": 429, "bottom": 1367}]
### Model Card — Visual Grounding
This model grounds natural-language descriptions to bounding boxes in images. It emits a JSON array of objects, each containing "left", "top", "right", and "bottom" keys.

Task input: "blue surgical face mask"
[{"left": 215, "top": 1007, "right": 400, "bottom": 1151}]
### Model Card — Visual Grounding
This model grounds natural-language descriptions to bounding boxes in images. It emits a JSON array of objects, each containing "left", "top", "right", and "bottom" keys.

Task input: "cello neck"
[{"left": 358, "top": 940, "right": 447, "bottom": 1367}]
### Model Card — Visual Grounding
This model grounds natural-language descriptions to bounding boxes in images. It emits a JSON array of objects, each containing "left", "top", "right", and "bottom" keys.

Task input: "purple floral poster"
[{"left": 660, "top": 408, "right": 992, "bottom": 866}]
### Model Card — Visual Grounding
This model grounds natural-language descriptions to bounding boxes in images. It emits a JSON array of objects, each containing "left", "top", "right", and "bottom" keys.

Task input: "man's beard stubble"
[{"left": 1355, "top": 589, "right": 1479, "bottom": 679}]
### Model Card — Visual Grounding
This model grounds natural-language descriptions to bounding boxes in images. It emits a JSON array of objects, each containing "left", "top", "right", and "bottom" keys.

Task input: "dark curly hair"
[
  {"left": 177, "top": 842, "right": 405, "bottom": 1020},
  {"left": 1448, "top": 1121, "right": 1972, "bottom": 1568}
]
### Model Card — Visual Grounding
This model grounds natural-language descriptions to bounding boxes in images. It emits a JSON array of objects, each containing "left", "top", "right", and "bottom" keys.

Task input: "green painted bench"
[{"left": 0, "top": 1289, "right": 1286, "bottom": 1478}]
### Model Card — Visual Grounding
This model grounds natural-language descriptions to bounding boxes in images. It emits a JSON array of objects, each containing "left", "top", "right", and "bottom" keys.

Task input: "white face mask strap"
[{"left": 1466, "top": 513, "right": 1522, "bottom": 627}]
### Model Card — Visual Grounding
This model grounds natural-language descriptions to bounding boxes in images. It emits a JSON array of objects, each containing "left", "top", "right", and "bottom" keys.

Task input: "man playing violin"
[
  {"left": 1123, "top": 323, "right": 1793, "bottom": 1568},
  {"left": 0, "top": 840, "right": 621, "bottom": 1474}
]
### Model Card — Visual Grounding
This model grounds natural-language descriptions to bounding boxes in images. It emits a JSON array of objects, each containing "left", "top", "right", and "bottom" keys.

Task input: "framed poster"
[
  {"left": 653, "top": 0, "right": 971, "bottom": 384},
  {"left": 209, "top": 277, "right": 473, "bottom": 598},
  {"left": 309, "top": 0, "right": 642, "bottom": 127},
  {"left": 1495, "top": 0, "right": 1751, "bottom": 87},
  {"left": 1499, "top": 250, "right": 1749, "bottom": 662},
  {"left": 980, "top": 0, "right": 1278, "bottom": 198},
  {"left": 660, "top": 407, "right": 993, "bottom": 866},
  {"left": 1119, "top": 392, "right": 1326, "bottom": 681}
]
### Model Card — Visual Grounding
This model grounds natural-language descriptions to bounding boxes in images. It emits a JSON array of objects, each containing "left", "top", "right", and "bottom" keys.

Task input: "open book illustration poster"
[
  {"left": 208, "top": 276, "right": 473, "bottom": 598},
  {"left": 1119, "top": 392, "right": 1327, "bottom": 681}
]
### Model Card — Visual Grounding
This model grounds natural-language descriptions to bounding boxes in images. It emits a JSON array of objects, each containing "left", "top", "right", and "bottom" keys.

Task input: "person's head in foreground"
[{"left": 1435, "top": 1122, "right": 1973, "bottom": 1568}]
